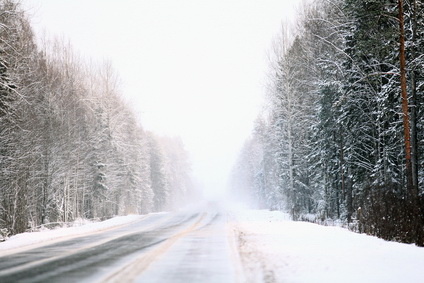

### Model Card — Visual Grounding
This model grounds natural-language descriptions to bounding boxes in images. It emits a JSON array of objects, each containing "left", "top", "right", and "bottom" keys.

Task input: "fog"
[{"left": 23, "top": 0, "right": 302, "bottom": 197}]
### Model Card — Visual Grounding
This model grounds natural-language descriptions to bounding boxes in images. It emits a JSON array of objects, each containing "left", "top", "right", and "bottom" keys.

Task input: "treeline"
[
  {"left": 0, "top": 0, "right": 193, "bottom": 235},
  {"left": 231, "top": 0, "right": 424, "bottom": 246}
]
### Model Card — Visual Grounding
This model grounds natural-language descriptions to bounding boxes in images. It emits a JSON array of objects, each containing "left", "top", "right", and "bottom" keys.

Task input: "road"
[{"left": 0, "top": 206, "right": 242, "bottom": 283}]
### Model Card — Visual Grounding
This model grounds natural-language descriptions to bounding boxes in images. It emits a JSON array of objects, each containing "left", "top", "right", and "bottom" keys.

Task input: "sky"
[{"left": 22, "top": 0, "right": 302, "bottom": 197}]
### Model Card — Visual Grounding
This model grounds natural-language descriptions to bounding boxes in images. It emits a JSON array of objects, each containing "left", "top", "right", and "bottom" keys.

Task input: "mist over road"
[{"left": 0, "top": 205, "right": 241, "bottom": 283}]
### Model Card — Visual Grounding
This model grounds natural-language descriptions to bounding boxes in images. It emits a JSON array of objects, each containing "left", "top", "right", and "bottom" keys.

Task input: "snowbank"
[
  {"left": 231, "top": 209, "right": 424, "bottom": 283},
  {"left": 0, "top": 215, "right": 143, "bottom": 253}
]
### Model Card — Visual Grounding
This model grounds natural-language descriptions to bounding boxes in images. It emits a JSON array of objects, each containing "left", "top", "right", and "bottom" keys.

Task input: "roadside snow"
[
  {"left": 0, "top": 215, "right": 144, "bottom": 253},
  {"left": 2, "top": 208, "right": 423, "bottom": 283},
  {"left": 231, "top": 209, "right": 424, "bottom": 283}
]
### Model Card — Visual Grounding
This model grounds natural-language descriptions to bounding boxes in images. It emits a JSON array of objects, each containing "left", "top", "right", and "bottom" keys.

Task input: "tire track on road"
[{"left": 101, "top": 213, "right": 206, "bottom": 283}]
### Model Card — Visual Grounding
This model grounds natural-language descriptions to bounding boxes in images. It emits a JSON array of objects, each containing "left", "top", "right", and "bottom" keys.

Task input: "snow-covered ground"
[
  {"left": 0, "top": 214, "right": 145, "bottom": 253},
  {"left": 2, "top": 208, "right": 424, "bottom": 282},
  {"left": 230, "top": 209, "right": 424, "bottom": 283}
]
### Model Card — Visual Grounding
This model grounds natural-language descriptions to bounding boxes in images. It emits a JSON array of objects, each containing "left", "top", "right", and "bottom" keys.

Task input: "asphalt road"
[{"left": 0, "top": 206, "right": 241, "bottom": 283}]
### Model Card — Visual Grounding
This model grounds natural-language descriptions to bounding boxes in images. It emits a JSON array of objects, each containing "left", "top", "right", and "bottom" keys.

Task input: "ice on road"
[{"left": 131, "top": 211, "right": 243, "bottom": 283}]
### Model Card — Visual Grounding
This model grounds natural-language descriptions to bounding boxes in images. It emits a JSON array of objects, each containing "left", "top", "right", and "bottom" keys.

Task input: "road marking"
[
  {"left": 101, "top": 213, "right": 207, "bottom": 283},
  {"left": 0, "top": 214, "right": 175, "bottom": 276},
  {"left": 0, "top": 215, "right": 151, "bottom": 257}
]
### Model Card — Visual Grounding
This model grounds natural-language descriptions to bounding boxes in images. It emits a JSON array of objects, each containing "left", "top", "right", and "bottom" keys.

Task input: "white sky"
[{"left": 22, "top": 0, "right": 301, "bottom": 197}]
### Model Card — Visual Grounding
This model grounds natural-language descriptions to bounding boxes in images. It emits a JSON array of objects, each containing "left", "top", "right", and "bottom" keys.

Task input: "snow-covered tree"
[
  {"left": 234, "top": 0, "right": 424, "bottom": 245},
  {"left": 147, "top": 133, "right": 169, "bottom": 212},
  {"left": 0, "top": 0, "right": 195, "bottom": 236}
]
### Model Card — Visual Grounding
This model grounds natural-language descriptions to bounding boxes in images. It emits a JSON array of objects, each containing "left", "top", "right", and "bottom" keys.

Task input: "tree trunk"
[
  {"left": 398, "top": 0, "right": 422, "bottom": 246},
  {"left": 409, "top": 0, "right": 419, "bottom": 195},
  {"left": 398, "top": 0, "right": 414, "bottom": 194}
]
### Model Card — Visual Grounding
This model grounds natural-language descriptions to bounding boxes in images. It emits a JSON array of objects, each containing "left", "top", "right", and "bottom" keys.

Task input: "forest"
[
  {"left": 231, "top": 0, "right": 424, "bottom": 246},
  {"left": 0, "top": 0, "right": 194, "bottom": 236}
]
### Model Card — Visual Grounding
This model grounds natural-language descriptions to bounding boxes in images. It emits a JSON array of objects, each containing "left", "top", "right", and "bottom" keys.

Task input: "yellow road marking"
[{"left": 101, "top": 213, "right": 207, "bottom": 283}]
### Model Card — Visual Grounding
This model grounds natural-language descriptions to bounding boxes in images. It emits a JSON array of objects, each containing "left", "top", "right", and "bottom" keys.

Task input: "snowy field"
[{"left": 231, "top": 209, "right": 424, "bottom": 283}]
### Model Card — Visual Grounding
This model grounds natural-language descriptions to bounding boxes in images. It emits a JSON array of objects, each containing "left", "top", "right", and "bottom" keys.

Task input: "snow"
[
  {"left": 230, "top": 209, "right": 424, "bottom": 283},
  {"left": 0, "top": 214, "right": 144, "bottom": 253},
  {"left": 2, "top": 208, "right": 424, "bottom": 282}
]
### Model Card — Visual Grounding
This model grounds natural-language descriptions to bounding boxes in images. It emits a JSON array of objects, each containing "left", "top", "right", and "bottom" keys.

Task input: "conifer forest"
[
  {"left": 231, "top": 0, "right": 424, "bottom": 246},
  {"left": 1, "top": 0, "right": 424, "bottom": 248}
]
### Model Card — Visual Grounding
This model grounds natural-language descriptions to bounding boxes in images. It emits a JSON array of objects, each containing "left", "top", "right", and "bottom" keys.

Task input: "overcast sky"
[{"left": 22, "top": 0, "right": 302, "bottom": 197}]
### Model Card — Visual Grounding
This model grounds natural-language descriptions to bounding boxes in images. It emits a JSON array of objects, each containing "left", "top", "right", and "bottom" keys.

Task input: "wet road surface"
[{"left": 0, "top": 207, "right": 241, "bottom": 283}]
